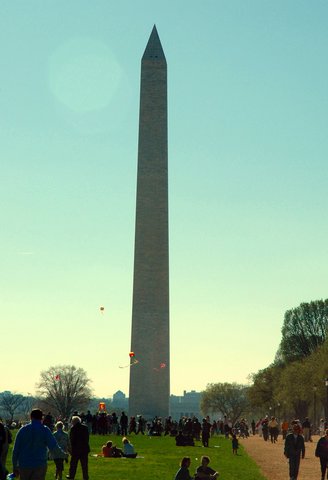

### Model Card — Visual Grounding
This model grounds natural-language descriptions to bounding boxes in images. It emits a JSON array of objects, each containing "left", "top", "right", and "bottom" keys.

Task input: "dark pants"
[
  {"left": 54, "top": 458, "right": 64, "bottom": 477},
  {"left": 0, "top": 462, "right": 7, "bottom": 480},
  {"left": 19, "top": 466, "right": 47, "bottom": 480},
  {"left": 319, "top": 457, "right": 328, "bottom": 479},
  {"left": 288, "top": 455, "right": 301, "bottom": 480},
  {"left": 69, "top": 454, "right": 88, "bottom": 480},
  {"left": 202, "top": 434, "right": 209, "bottom": 447}
]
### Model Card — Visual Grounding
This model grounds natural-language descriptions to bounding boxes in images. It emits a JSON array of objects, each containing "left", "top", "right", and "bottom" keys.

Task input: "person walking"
[
  {"left": 315, "top": 428, "right": 328, "bottom": 480},
  {"left": 268, "top": 416, "right": 279, "bottom": 443},
  {"left": 12, "top": 409, "right": 65, "bottom": 480},
  {"left": 67, "top": 416, "right": 90, "bottom": 480},
  {"left": 251, "top": 419, "right": 256, "bottom": 436},
  {"left": 284, "top": 423, "right": 305, "bottom": 480},
  {"left": 281, "top": 420, "right": 289, "bottom": 440},
  {"left": 302, "top": 417, "right": 311, "bottom": 442},
  {"left": 52, "top": 421, "right": 70, "bottom": 480}
]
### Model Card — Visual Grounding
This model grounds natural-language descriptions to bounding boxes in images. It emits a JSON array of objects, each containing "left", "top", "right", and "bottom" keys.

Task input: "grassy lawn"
[{"left": 6, "top": 432, "right": 267, "bottom": 480}]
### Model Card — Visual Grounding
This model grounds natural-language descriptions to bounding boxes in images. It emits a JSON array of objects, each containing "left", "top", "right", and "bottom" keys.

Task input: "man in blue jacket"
[{"left": 12, "top": 409, "right": 65, "bottom": 480}]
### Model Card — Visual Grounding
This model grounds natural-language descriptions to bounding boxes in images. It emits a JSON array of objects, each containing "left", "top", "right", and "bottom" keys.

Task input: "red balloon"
[{"left": 129, "top": 351, "right": 135, "bottom": 358}]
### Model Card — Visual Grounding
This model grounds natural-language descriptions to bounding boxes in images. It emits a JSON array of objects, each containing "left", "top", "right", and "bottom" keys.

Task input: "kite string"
[{"left": 119, "top": 359, "right": 139, "bottom": 369}]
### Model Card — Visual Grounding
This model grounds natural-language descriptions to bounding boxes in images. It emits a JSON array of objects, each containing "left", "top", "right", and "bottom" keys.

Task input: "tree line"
[{"left": 201, "top": 299, "right": 328, "bottom": 423}]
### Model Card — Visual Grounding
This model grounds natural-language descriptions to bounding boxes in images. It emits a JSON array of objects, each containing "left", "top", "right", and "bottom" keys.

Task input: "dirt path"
[{"left": 240, "top": 434, "right": 321, "bottom": 480}]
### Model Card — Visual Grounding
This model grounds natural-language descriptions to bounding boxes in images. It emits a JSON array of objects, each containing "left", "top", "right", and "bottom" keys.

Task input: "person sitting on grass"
[
  {"left": 175, "top": 430, "right": 186, "bottom": 446},
  {"left": 174, "top": 456, "right": 193, "bottom": 480},
  {"left": 99, "top": 441, "right": 122, "bottom": 458},
  {"left": 195, "top": 456, "right": 219, "bottom": 479},
  {"left": 175, "top": 430, "right": 194, "bottom": 447},
  {"left": 102, "top": 441, "right": 114, "bottom": 457},
  {"left": 122, "top": 437, "right": 137, "bottom": 458}
]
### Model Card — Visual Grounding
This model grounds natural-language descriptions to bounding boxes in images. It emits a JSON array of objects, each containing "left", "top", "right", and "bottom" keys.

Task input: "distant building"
[
  {"left": 111, "top": 390, "right": 128, "bottom": 411},
  {"left": 91, "top": 389, "right": 202, "bottom": 420},
  {"left": 169, "top": 390, "right": 202, "bottom": 420}
]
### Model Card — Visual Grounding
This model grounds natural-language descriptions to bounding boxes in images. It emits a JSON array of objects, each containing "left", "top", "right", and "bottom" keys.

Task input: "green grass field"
[{"left": 6, "top": 433, "right": 267, "bottom": 480}]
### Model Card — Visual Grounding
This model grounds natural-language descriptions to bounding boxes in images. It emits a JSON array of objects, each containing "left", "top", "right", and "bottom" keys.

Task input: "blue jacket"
[{"left": 12, "top": 420, "right": 63, "bottom": 469}]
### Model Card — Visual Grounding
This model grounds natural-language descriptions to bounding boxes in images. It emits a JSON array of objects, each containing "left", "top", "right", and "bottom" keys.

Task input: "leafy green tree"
[
  {"left": 36, "top": 365, "right": 92, "bottom": 419},
  {"left": 275, "top": 360, "right": 312, "bottom": 419},
  {"left": 247, "top": 364, "right": 283, "bottom": 412},
  {"left": 279, "top": 299, "right": 328, "bottom": 363},
  {"left": 302, "top": 338, "right": 328, "bottom": 417},
  {"left": 200, "top": 382, "right": 249, "bottom": 424}
]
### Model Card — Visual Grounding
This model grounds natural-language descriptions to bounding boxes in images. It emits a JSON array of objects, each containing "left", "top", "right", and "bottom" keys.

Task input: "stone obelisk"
[{"left": 129, "top": 26, "right": 169, "bottom": 419}]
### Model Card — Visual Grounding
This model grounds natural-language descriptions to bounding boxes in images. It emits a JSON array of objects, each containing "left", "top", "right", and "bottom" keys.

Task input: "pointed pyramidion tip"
[{"left": 142, "top": 25, "right": 166, "bottom": 64}]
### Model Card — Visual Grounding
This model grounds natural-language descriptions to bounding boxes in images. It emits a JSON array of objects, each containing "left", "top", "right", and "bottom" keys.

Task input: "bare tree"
[
  {"left": 36, "top": 365, "right": 92, "bottom": 419},
  {"left": 20, "top": 394, "right": 38, "bottom": 420},
  {"left": 0, "top": 391, "right": 26, "bottom": 421}
]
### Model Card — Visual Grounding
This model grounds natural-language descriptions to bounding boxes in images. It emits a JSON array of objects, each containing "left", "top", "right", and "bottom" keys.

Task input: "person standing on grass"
[
  {"left": 201, "top": 419, "right": 211, "bottom": 448},
  {"left": 0, "top": 420, "right": 7, "bottom": 480},
  {"left": 232, "top": 433, "right": 239, "bottom": 455},
  {"left": 120, "top": 412, "right": 128, "bottom": 436},
  {"left": 284, "top": 423, "right": 305, "bottom": 480},
  {"left": 1, "top": 420, "right": 12, "bottom": 473},
  {"left": 315, "top": 428, "right": 328, "bottom": 480},
  {"left": 66, "top": 416, "right": 90, "bottom": 480}
]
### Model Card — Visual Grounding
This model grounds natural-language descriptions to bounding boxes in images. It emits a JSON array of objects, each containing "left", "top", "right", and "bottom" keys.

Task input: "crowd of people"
[{"left": 1, "top": 409, "right": 328, "bottom": 480}]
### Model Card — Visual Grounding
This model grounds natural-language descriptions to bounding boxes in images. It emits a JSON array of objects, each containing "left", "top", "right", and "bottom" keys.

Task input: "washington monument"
[{"left": 129, "top": 26, "right": 170, "bottom": 418}]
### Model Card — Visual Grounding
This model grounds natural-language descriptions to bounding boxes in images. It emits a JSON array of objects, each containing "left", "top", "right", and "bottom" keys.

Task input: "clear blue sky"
[{"left": 1, "top": 0, "right": 328, "bottom": 398}]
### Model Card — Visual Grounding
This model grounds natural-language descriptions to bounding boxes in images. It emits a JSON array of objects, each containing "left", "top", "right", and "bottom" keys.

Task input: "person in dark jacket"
[
  {"left": 174, "top": 457, "right": 193, "bottom": 480},
  {"left": 201, "top": 419, "right": 211, "bottom": 448},
  {"left": 0, "top": 421, "right": 7, "bottom": 480},
  {"left": 119, "top": 412, "right": 128, "bottom": 436},
  {"left": 284, "top": 423, "right": 305, "bottom": 480},
  {"left": 195, "top": 456, "right": 219, "bottom": 480},
  {"left": 67, "top": 416, "right": 90, "bottom": 480},
  {"left": 315, "top": 428, "right": 328, "bottom": 480}
]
